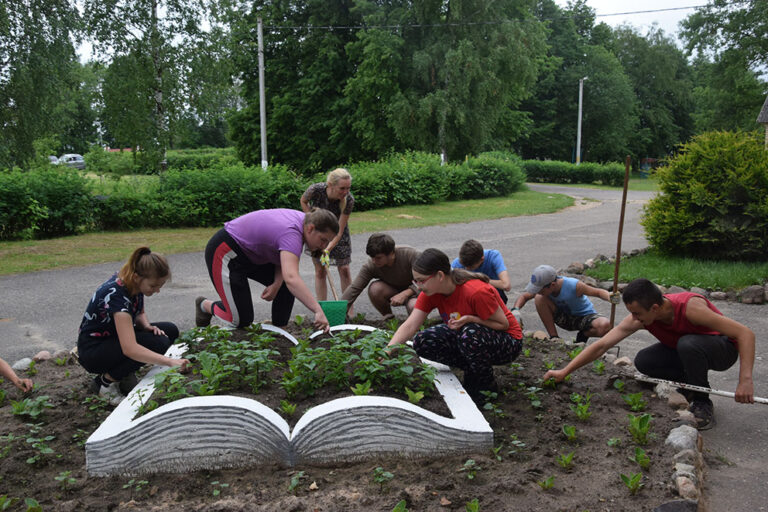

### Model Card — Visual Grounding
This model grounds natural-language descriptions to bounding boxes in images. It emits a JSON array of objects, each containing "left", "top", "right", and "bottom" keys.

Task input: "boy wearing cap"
[
  {"left": 451, "top": 240, "right": 511, "bottom": 304},
  {"left": 512, "top": 264, "right": 613, "bottom": 344}
]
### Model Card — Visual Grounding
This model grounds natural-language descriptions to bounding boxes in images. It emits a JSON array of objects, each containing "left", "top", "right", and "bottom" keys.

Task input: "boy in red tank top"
[{"left": 544, "top": 278, "right": 756, "bottom": 430}]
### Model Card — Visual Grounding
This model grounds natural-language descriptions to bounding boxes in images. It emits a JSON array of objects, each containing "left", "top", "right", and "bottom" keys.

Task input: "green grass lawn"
[{"left": 0, "top": 188, "right": 573, "bottom": 275}]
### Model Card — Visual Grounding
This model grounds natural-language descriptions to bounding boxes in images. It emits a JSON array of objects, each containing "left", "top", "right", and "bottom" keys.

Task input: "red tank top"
[{"left": 645, "top": 292, "right": 730, "bottom": 348}]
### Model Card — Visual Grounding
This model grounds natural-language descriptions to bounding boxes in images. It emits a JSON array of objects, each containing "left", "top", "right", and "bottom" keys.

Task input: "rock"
[
  {"left": 613, "top": 356, "right": 632, "bottom": 367},
  {"left": 653, "top": 500, "right": 699, "bottom": 512},
  {"left": 739, "top": 285, "right": 765, "bottom": 304},
  {"left": 440, "top": 497, "right": 452, "bottom": 506},
  {"left": 673, "top": 449, "right": 703, "bottom": 469},
  {"left": 709, "top": 291, "right": 727, "bottom": 301},
  {"left": 675, "top": 476, "right": 699, "bottom": 500},
  {"left": 12, "top": 357, "right": 32, "bottom": 371},
  {"left": 308, "top": 481, "right": 318, "bottom": 491},
  {"left": 689, "top": 287, "right": 707, "bottom": 297},
  {"left": 599, "top": 281, "right": 614, "bottom": 291},
  {"left": 580, "top": 275, "right": 598, "bottom": 287},
  {"left": 665, "top": 425, "right": 699, "bottom": 452},
  {"left": 594, "top": 253, "right": 608, "bottom": 261},
  {"left": 617, "top": 282, "right": 629, "bottom": 292},
  {"left": 33, "top": 350, "right": 52, "bottom": 362},
  {"left": 654, "top": 382, "right": 675, "bottom": 399},
  {"left": 667, "top": 391, "right": 689, "bottom": 410},
  {"left": 667, "top": 285, "right": 687, "bottom": 294},
  {"left": 53, "top": 349, "right": 70, "bottom": 360},
  {"left": 673, "top": 463, "right": 697, "bottom": 484},
  {"left": 567, "top": 262, "right": 584, "bottom": 274},
  {"left": 532, "top": 330, "right": 548, "bottom": 341},
  {"left": 765, "top": 283, "right": 768, "bottom": 302},
  {"left": 584, "top": 258, "right": 595, "bottom": 269},
  {"left": 675, "top": 409, "right": 697, "bottom": 426}
]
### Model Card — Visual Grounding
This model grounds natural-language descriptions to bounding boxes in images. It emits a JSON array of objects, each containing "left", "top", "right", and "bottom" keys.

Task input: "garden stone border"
[{"left": 85, "top": 324, "right": 493, "bottom": 477}]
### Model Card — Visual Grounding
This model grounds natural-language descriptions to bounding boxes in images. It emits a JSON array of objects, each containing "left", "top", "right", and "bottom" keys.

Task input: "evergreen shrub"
[
  {"left": 457, "top": 152, "right": 526, "bottom": 198},
  {"left": 522, "top": 160, "right": 624, "bottom": 186},
  {"left": 642, "top": 131, "right": 768, "bottom": 260},
  {"left": 0, "top": 170, "right": 46, "bottom": 240}
]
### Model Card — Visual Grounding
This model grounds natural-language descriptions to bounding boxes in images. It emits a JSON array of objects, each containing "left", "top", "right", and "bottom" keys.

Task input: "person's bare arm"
[
  {"left": 387, "top": 309, "right": 429, "bottom": 349},
  {"left": 543, "top": 313, "right": 641, "bottom": 382},
  {"left": 686, "top": 297, "right": 755, "bottom": 403},
  {"left": 576, "top": 281, "right": 610, "bottom": 302},
  {"left": 488, "top": 270, "right": 511, "bottom": 292},
  {"left": 280, "top": 251, "right": 329, "bottom": 331},
  {"left": 299, "top": 192, "right": 311, "bottom": 213},
  {"left": 326, "top": 212, "right": 349, "bottom": 252},
  {"left": 513, "top": 291, "right": 535, "bottom": 310},
  {"left": 114, "top": 313, "right": 188, "bottom": 368},
  {"left": 0, "top": 357, "right": 33, "bottom": 392},
  {"left": 448, "top": 306, "right": 509, "bottom": 331}
]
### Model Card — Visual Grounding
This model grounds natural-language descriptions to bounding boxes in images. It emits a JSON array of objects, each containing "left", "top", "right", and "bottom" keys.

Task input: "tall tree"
[{"left": 0, "top": 0, "right": 80, "bottom": 168}]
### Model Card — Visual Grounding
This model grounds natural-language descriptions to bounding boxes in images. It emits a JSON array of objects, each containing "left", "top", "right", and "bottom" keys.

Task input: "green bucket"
[{"left": 319, "top": 300, "right": 348, "bottom": 327}]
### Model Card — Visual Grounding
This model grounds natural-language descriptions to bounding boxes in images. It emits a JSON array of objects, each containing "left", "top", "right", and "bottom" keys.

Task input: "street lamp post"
[{"left": 576, "top": 76, "right": 588, "bottom": 165}]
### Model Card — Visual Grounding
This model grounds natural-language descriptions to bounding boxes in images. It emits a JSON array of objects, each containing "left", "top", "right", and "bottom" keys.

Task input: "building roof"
[{"left": 758, "top": 95, "right": 768, "bottom": 124}]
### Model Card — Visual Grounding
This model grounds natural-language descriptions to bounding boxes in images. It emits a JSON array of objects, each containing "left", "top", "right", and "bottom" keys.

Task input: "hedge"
[{"left": 522, "top": 160, "right": 624, "bottom": 186}]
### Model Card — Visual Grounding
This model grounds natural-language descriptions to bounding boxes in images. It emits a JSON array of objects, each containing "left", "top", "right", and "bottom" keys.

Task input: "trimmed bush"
[
  {"left": 0, "top": 171, "right": 47, "bottom": 240},
  {"left": 522, "top": 160, "right": 624, "bottom": 186},
  {"left": 458, "top": 152, "right": 526, "bottom": 199},
  {"left": 642, "top": 131, "right": 768, "bottom": 261}
]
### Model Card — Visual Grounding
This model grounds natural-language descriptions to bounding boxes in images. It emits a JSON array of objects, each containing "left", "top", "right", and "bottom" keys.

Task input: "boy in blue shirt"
[{"left": 451, "top": 240, "right": 512, "bottom": 304}]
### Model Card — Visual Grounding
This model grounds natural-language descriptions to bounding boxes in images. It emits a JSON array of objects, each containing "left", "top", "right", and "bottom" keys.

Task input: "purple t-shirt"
[{"left": 224, "top": 209, "right": 305, "bottom": 265}]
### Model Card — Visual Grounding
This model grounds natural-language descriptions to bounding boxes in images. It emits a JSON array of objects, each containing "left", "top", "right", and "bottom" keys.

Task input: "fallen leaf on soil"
[
  {"left": 309, "top": 481, "right": 319, "bottom": 491},
  {"left": 440, "top": 497, "right": 451, "bottom": 506}
]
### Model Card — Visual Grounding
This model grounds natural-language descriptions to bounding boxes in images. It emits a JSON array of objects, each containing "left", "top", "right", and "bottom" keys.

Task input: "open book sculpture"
[{"left": 86, "top": 324, "right": 493, "bottom": 476}]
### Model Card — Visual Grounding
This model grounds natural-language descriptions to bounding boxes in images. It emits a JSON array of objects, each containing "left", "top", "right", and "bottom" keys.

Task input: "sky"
[{"left": 555, "top": 1, "right": 706, "bottom": 42}]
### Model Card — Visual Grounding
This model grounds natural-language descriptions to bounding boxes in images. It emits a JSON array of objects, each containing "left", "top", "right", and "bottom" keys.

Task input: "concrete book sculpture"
[{"left": 86, "top": 324, "right": 493, "bottom": 476}]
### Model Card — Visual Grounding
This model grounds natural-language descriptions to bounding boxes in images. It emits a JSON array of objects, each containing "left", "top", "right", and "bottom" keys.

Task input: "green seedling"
[
  {"left": 54, "top": 357, "right": 68, "bottom": 366},
  {"left": 541, "top": 377, "right": 557, "bottom": 389},
  {"left": 372, "top": 466, "right": 394, "bottom": 492},
  {"left": 620, "top": 472, "right": 644, "bottom": 495},
  {"left": 613, "top": 379, "right": 626, "bottom": 393},
  {"left": 0, "top": 496, "right": 20, "bottom": 509},
  {"left": 592, "top": 360, "right": 605, "bottom": 375},
  {"left": 535, "top": 413, "right": 544, "bottom": 422},
  {"left": 562, "top": 424, "right": 577, "bottom": 442},
  {"left": 122, "top": 479, "right": 150, "bottom": 498},
  {"left": 507, "top": 434, "right": 527, "bottom": 455},
  {"left": 351, "top": 381, "right": 373, "bottom": 396},
  {"left": 556, "top": 451, "right": 575, "bottom": 470},
  {"left": 628, "top": 413, "right": 653, "bottom": 446},
  {"left": 622, "top": 392, "right": 648, "bottom": 412},
  {"left": 491, "top": 444, "right": 504, "bottom": 461},
  {"left": 279, "top": 400, "right": 297, "bottom": 417},
  {"left": 210, "top": 480, "right": 229, "bottom": 497},
  {"left": 459, "top": 459, "right": 481, "bottom": 480},
  {"left": 1, "top": 433, "right": 19, "bottom": 459},
  {"left": 11, "top": 396, "right": 53, "bottom": 419},
  {"left": 392, "top": 500, "right": 409, "bottom": 512},
  {"left": 607, "top": 437, "right": 621, "bottom": 447},
  {"left": 83, "top": 395, "right": 112, "bottom": 418},
  {"left": 0, "top": 388, "right": 5, "bottom": 406},
  {"left": 465, "top": 498, "right": 480, "bottom": 512},
  {"left": 55, "top": 470, "right": 77, "bottom": 490},
  {"left": 288, "top": 471, "right": 306, "bottom": 494},
  {"left": 542, "top": 360, "right": 556, "bottom": 370},
  {"left": 526, "top": 386, "right": 543, "bottom": 409},
  {"left": 570, "top": 402, "right": 592, "bottom": 421},
  {"left": 72, "top": 429, "right": 89, "bottom": 449},
  {"left": 25, "top": 423, "right": 56, "bottom": 465},
  {"left": 480, "top": 391, "right": 505, "bottom": 418},
  {"left": 294, "top": 314, "right": 304, "bottom": 326},
  {"left": 24, "top": 498, "right": 42, "bottom": 512},
  {"left": 26, "top": 360, "right": 37, "bottom": 376},
  {"left": 537, "top": 475, "right": 555, "bottom": 490},
  {"left": 385, "top": 317, "right": 400, "bottom": 332},
  {"left": 509, "top": 362, "right": 524, "bottom": 376},
  {"left": 352, "top": 312, "right": 367, "bottom": 324},
  {"left": 567, "top": 346, "right": 583, "bottom": 360},
  {"left": 629, "top": 446, "right": 651, "bottom": 470},
  {"left": 522, "top": 348, "right": 532, "bottom": 358},
  {"left": 404, "top": 387, "right": 424, "bottom": 404}
]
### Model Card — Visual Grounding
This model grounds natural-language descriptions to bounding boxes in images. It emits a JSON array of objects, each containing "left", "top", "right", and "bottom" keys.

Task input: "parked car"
[
  {"left": 59, "top": 153, "right": 85, "bottom": 170},
  {"left": 48, "top": 155, "right": 60, "bottom": 165}
]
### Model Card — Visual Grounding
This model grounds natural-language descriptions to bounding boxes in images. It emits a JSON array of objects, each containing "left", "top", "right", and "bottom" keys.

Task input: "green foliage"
[
  {"left": 404, "top": 387, "right": 424, "bottom": 405},
  {"left": 620, "top": 472, "right": 644, "bottom": 495},
  {"left": 372, "top": 467, "right": 394, "bottom": 492},
  {"left": 279, "top": 400, "right": 297, "bottom": 417},
  {"left": 392, "top": 500, "right": 409, "bottom": 512},
  {"left": 210, "top": 480, "right": 229, "bottom": 497},
  {"left": 287, "top": 471, "right": 306, "bottom": 494},
  {"left": 622, "top": 392, "right": 648, "bottom": 412},
  {"left": 569, "top": 391, "right": 593, "bottom": 421},
  {"left": 351, "top": 381, "right": 373, "bottom": 396},
  {"left": 522, "top": 160, "right": 625, "bottom": 186},
  {"left": 24, "top": 498, "right": 42, "bottom": 512},
  {"left": 55, "top": 470, "right": 77, "bottom": 490},
  {"left": 11, "top": 396, "right": 54, "bottom": 419},
  {"left": 629, "top": 446, "right": 651, "bottom": 470},
  {"left": 613, "top": 379, "right": 626, "bottom": 393},
  {"left": 537, "top": 475, "right": 555, "bottom": 490},
  {"left": 592, "top": 360, "right": 606, "bottom": 375},
  {"left": 556, "top": 451, "right": 576, "bottom": 470},
  {"left": 607, "top": 437, "right": 621, "bottom": 447},
  {"left": 465, "top": 498, "right": 480, "bottom": 512},
  {"left": 25, "top": 423, "right": 56, "bottom": 465},
  {"left": 642, "top": 131, "right": 768, "bottom": 260},
  {"left": 459, "top": 459, "right": 481, "bottom": 480},
  {"left": 562, "top": 424, "right": 578, "bottom": 442},
  {"left": 628, "top": 413, "right": 653, "bottom": 446}
]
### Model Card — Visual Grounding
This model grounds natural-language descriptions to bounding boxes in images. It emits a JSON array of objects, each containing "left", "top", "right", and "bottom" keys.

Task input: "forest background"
[{"left": 1, "top": 0, "right": 766, "bottom": 174}]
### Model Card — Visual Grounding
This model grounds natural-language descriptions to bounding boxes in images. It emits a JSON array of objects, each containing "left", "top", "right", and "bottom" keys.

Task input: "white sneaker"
[{"left": 99, "top": 381, "right": 124, "bottom": 406}]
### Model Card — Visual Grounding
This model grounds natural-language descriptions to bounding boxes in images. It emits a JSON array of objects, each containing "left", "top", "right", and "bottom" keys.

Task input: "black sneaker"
[
  {"left": 689, "top": 400, "right": 715, "bottom": 430},
  {"left": 195, "top": 296, "right": 213, "bottom": 327},
  {"left": 575, "top": 330, "right": 589, "bottom": 344}
]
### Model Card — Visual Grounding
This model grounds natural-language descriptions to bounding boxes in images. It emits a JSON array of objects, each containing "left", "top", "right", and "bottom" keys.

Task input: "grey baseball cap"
[{"left": 525, "top": 264, "right": 558, "bottom": 294}]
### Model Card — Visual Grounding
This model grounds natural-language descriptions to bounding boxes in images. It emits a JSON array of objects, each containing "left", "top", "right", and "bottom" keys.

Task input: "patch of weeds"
[
  {"left": 11, "top": 396, "right": 53, "bottom": 419},
  {"left": 71, "top": 429, "right": 90, "bottom": 449},
  {"left": 459, "top": 459, "right": 481, "bottom": 480},
  {"left": 352, "top": 312, "right": 367, "bottom": 324},
  {"left": 54, "top": 470, "right": 77, "bottom": 490},
  {"left": 541, "top": 377, "right": 557, "bottom": 389},
  {"left": 385, "top": 317, "right": 400, "bottom": 332},
  {"left": 620, "top": 472, "right": 644, "bottom": 495},
  {"left": 372, "top": 466, "right": 394, "bottom": 493},
  {"left": 287, "top": 471, "right": 306, "bottom": 494},
  {"left": 629, "top": 447, "right": 651, "bottom": 470},
  {"left": 83, "top": 395, "right": 111, "bottom": 419},
  {"left": 622, "top": 392, "right": 648, "bottom": 412},
  {"left": 0, "top": 433, "right": 19, "bottom": 458},
  {"left": 627, "top": 413, "right": 653, "bottom": 446},
  {"left": 542, "top": 360, "right": 556, "bottom": 371},
  {"left": 210, "top": 480, "right": 229, "bottom": 497},
  {"left": 556, "top": 451, "right": 575, "bottom": 471},
  {"left": 491, "top": 443, "right": 504, "bottom": 462},
  {"left": 404, "top": 387, "right": 425, "bottom": 404},
  {"left": 537, "top": 476, "right": 555, "bottom": 490},
  {"left": 522, "top": 348, "right": 533, "bottom": 358}
]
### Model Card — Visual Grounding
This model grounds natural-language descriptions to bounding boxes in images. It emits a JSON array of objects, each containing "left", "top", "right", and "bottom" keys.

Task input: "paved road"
[{"left": 0, "top": 184, "right": 764, "bottom": 509}]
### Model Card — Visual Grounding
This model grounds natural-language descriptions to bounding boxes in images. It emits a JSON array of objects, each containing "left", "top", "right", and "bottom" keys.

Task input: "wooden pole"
[{"left": 610, "top": 155, "right": 632, "bottom": 327}]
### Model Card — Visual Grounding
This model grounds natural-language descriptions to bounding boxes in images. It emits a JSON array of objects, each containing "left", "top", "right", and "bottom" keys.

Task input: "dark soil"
[{"left": 0, "top": 319, "right": 682, "bottom": 511}]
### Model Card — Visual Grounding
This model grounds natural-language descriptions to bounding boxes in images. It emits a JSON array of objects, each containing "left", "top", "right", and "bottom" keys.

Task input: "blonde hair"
[
  {"left": 327, "top": 168, "right": 351, "bottom": 213},
  {"left": 118, "top": 247, "right": 170, "bottom": 295}
]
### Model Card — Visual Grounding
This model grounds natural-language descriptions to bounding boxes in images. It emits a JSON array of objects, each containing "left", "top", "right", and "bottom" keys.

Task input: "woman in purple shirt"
[{"left": 196, "top": 208, "right": 339, "bottom": 332}]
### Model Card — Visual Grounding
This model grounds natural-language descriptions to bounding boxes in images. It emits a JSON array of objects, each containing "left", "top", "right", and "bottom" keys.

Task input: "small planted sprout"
[
  {"left": 55, "top": 470, "right": 77, "bottom": 490},
  {"left": 556, "top": 451, "right": 575, "bottom": 470},
  {"left": 613, "top": 379, "right": 626, "bottom": 393},
  {"left": 542, "top": 360, "right": 556, "bottom": 370},
  {"left": 54, "top": 357, "right": 68, "bottom": 366},
  {"left": 629, "top": 446, "right": 651, "bottom": 470},
  {"left": 628, "top": 413, "right": 653, "bottom": 446},
  {"left": 567, "top": 346, "right": 583, "bottom": 360},
  {"left": 210, "top": 480, "right": 230, "bottom": 497},
  {"left": 622, "top": 392, "right": 648, "bottom": 412},
  {"left": 480, "top": 391, "right": 504, "bottom": 418},
  {"left": 352, "top": 312, "right": 367, "bottom": 323},
  {"left": 607, "top": 437, "right": 621, "bottom": 447},
  {"left": 541, "top": 377, "right": 557, "bottom": 389},
  {"left": 351, "top": 381, "right": 373, "bottom": 396},
  {"left": 465, "top": 498, "right": 480, "bottom": 512},
  {"left": 122, "top": 479, "right": 150, "bottom": 498},
  {"left": 372, "top": 466, "right": 394, "bottom": 492},
  {"left": 404, "top": 387, "right": 424, "bottom": 405},
  {"left": 562, "top": 424, "right": 577, "bottom": 442},
  {"left": 459, "top": 459, "right": 481, "bottom": 480},
  {"left": 523, "top": 347, "right": 532, "bottom": 358},
  {"left": 620, "top": 472, "right": 644, "bottom": 495},
  {"left": 509, "top": 362, "right": 524, "bottom": 376},
  {"left": 26, "top": 360, "right": 38, "bottom": 376},
  {"left": 392, "top": 500, "right": 409, "bottom": 512},
  {"left": 288, "top": 471, "right": 306, "bottom": 493},
  {"left": 537, "top": 475, "right": 555, "bottom": 490},
  {"left": 385, "top": 317, "right": 400, "bottom": 332},
  {"left": 491, "top": 444, "right": 504, "bottom": 461},
  {"left": 294, "top": 314, "right": 304, "bottom": 326},
  {"left": 592, "top": 360, "right": 605, "bottom": 375}
]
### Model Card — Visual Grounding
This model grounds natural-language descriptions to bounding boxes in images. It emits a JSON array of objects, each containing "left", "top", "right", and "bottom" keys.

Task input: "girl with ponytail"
[
  {"left": 387, "top": 248, "right": 523, "bottom": 402},
  {"left": 77, "top": 247, "right": 188, "bottom": 405}
]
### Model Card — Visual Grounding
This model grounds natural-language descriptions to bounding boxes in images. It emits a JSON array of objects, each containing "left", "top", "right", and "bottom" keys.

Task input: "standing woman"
[
  {"left": 387, "top": 249, "right": 523, "bottom": 401},
  {"left": 77, "top": 247, "right": 188, "bottom": 405},
  {"left": 300, "top": 168, "right": 354, "bottom": 301},
  {"left": 196, "top": 208, "right": 338, "bottom": 331}
]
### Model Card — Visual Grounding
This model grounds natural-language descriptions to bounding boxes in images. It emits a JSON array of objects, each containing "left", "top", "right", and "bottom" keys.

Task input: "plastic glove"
[
  {"left": 511, "top": 308, "right": 523, "bottom": 329},
  {"left": 609, "top": 291, "right": 622, "bottom": 305},
  {"left": 319, "top": 250, "right": 330, "bottom": 267}
]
